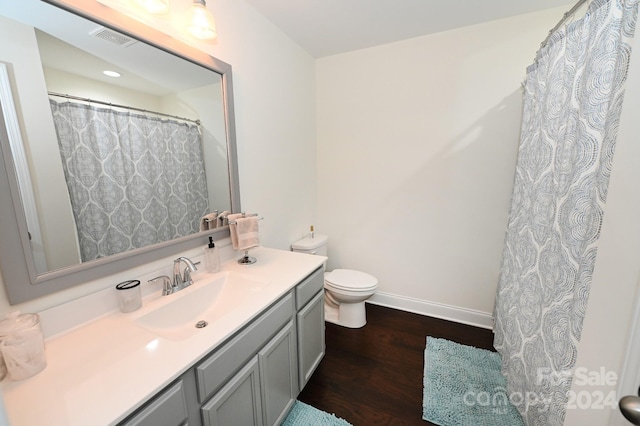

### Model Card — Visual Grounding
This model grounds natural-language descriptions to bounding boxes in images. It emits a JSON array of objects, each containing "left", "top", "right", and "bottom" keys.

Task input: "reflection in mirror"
[
  {"left": 40, "top": 29, "right": 230, "bottom": 271},
  {"left": 0, "top": 0, "right": 240, "bottom": 304}
]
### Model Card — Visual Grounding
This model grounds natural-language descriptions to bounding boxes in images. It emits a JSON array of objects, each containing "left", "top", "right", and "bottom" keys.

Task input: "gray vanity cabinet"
[
  {"left": 198, "top": 292, "right": 296, "bottom": 426},
  {"left": 200, "top": 319, "right": 298, "bottom": 426},
  {"left": 294, "top": 267, "right": 326, "bottom": 390},
  {"left": 118, "top": 266, "right": 324, "bottom": 426}
]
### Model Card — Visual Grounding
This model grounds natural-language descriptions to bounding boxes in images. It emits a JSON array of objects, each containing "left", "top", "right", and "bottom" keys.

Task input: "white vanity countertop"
[{"left": 1, "top": 247, "right": 325, "bottom": 426}]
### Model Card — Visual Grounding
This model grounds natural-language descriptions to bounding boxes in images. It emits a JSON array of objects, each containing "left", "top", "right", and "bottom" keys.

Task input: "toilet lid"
[{"left": 325, "top": 269, "right": 378, "bottom": 291}]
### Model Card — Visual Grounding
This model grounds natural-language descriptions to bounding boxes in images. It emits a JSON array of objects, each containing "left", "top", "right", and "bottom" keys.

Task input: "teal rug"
[
  {"left": 282, "top": 401, "right": 352, "bottom": 426},
  {"left": 423, "top": 337, "right": 524, "bottom": 426}
]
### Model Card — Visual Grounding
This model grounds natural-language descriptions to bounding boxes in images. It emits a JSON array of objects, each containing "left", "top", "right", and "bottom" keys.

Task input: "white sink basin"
[{"left": 133, "top": 271, "right": 270, "bottom": 341}]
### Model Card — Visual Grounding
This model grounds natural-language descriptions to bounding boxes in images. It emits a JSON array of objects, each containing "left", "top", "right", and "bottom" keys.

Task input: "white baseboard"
[{"left": 367, "top": 291, "right": 494, "bottom": 330}]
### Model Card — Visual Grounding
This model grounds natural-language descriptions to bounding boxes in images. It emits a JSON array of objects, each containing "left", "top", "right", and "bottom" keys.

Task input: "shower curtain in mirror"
[
  {"left": 493, "top": 0, "right": 638, "bottom": 425},
  {"left": 50, "top": 99, "right": 209, "bottom": 262}
]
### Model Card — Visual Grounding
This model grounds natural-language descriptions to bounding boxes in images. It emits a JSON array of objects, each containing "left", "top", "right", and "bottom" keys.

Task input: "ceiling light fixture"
[
  {"left": 134, "top": 0, "right": 169, "bottom": 14},
  {"left": 103, "top": 70, "right": 122, "bottom": 78},
  {"left": 187, "top": 0, "right": 217, "bottom": 40}
]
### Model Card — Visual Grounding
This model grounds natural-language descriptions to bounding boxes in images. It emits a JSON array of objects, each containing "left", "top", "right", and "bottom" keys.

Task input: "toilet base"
[{"left": 324, "top": 298, "right": 367, "bottom": 328}]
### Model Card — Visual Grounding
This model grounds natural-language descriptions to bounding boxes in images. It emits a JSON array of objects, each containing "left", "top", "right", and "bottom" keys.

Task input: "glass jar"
[{"left": 0, "top": 313, "right": 46, "bottom": 381}]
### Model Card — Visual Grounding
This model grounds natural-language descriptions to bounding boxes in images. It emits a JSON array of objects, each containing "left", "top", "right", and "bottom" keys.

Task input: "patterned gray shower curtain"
[
  {"left": 50, "top": 99, "right": 209, "bottom": 262},
  {"left": 493, "top": 0, "right": 639, "bottom": 425}
]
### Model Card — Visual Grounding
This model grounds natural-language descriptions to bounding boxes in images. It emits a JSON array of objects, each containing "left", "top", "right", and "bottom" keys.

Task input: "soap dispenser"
[{"left": 204, "top": 236, "right": 220, "bottom": 273}]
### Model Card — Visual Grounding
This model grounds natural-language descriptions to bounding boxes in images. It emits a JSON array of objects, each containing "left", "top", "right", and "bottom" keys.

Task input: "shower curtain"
[
  {"left": 493, "top": 0, "right": 639, "bottom": 425},
  {"left": 50, "top": 99, "right": 209, "bottom": 262}
]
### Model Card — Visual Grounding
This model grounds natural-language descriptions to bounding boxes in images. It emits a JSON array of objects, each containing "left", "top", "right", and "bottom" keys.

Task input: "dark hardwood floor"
[{"left": 298, "top": 303, "right": 495, "bottom": 426}]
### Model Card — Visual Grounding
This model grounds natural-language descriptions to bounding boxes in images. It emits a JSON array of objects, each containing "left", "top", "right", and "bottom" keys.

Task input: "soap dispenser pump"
[{"left": 204, "top": 236, "right": 220, "bottom": 273}]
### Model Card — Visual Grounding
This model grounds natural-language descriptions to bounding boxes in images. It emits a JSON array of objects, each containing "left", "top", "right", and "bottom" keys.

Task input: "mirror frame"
[{"left": 0, "top": 0, "right": 241, "bottom": 304}]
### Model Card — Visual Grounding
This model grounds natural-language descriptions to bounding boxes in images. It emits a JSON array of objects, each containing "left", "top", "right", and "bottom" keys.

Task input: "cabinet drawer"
[
  {"left": 120, "top": 380, "right": 188, "bottom": 426},
  {"left": 196, "top": 292, "right": 294, "bottom": 403},
  {"left": 295, "top": 267, "right": 324, "bottom": 311}
]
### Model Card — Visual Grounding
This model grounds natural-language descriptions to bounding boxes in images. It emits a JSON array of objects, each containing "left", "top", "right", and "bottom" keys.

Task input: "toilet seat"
[{"left": 325, "top": 269, "right": 378, "bottom": 292}]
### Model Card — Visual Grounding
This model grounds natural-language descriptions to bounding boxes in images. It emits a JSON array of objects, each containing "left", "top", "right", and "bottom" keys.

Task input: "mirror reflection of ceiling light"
[
  {"left": 135, "top": 0, "right": 169, "bottom": 14},
  {"left": 103, "top": 70, "right": 121, "bottom": 78},
  {"left": 188, "top": 0, "right": 217, "bottom": 40},
  {"left": 97, "top": 0, "right": 218, "bottom": 42}
]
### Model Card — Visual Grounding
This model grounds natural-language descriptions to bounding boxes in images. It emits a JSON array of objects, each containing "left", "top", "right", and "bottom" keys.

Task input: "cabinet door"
[
  {"left": 297, "top": 290, "right": 325, "bottom": 390},
  {"left": 196, "top": 293, "right": 294, "bottom": 403},
  {"left": 120, "top": 380, "right": 188, "bottom": 426},
  {"left": 259, "top": 320, "right": 297, "bottom": 426},
  {"left": 201, "top": 356, "right": 263, "bottom": 426}
]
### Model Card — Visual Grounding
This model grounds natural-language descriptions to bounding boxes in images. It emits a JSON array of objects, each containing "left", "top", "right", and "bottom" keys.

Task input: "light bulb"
[
  {"left": 188, "top": 0, "right": 217, "bottom": 40},
  {"left": 103, "top": 70, "right": 121, "bottom": 78}
]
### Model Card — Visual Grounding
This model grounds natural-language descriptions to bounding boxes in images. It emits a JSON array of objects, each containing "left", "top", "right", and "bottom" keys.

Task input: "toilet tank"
[{"left": 291, "top": 234, "right": 328, "bottom": 257}]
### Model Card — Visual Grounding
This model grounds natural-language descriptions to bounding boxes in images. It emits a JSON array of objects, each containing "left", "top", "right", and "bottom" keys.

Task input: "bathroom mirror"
[{"left": 0, "top": 0, "right": 240, "bottom": 304}]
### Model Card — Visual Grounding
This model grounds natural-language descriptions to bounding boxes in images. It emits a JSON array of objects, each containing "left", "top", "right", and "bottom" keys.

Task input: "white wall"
[
  {"left": 0, "top": 16, "right": 79, "bottom": 273},
  {"left": 206, "top": 0, "right": 318, "bottom": 250},
  {"left": 316, "top": 7, "right": 568, "bottom": 327},
  {"left": 0, "top": 0, "right": 317, "bottom": 315}
]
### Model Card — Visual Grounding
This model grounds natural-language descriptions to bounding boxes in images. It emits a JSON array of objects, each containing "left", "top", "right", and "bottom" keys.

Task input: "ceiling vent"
[{"left": 89, "top": 27, "right": 137, "bottom": 47}]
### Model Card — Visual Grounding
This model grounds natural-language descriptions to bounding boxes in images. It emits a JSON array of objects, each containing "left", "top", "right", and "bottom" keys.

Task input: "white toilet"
[{"left": 291, "top": 234, "right": 378, "bottom": 328}]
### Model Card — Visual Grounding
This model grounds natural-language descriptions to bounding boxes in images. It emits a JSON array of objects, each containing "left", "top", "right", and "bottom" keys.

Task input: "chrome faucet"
[
  {"left": 173, "top": 256, "right": 198, "bottom": 291},
  {"left": 148, "top": 256, "right": 198, "bottom": 296},
  {"left": 148, "top": 275, "right": 173, "bottom": 296}
]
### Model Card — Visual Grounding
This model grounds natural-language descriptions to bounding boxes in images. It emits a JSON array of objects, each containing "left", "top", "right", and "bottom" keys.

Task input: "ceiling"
[{"left": 243, "top": 0, "right": 576, "bottom": 58}]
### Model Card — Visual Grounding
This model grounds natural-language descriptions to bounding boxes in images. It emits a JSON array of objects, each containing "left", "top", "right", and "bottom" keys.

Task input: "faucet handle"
[
  {"left": 182, "top": 261, "right": 201, "bottom": 287},
  {"left": 183, "top": 268, "right": 194, "bottom": 287},
  {"left": 148, "top": 275, "right": 173, "bottom": 296}
]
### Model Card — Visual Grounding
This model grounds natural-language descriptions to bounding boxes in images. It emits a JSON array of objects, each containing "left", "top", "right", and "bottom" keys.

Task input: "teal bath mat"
[
  {"left": 423, "top": 337, "right": 523, "bottom": 426},
  {"left": 282, "top": 400, "right": 352, "bottom": 426}
]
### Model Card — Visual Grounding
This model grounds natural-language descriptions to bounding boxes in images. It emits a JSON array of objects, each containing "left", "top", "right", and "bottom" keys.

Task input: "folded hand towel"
[
  {"left": 227, "top": 213, "right": 245, "bottom": 249},
  {"left": 199, "top": 212, "right": 218, "bottom": 231},
  {"left": 230, "top": 216, "right": 260, "bottom": 251}
]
